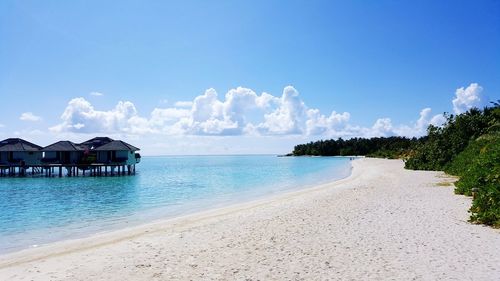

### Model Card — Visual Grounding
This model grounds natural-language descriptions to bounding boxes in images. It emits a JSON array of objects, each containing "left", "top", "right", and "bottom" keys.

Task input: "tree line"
[
  {"left": 290, "top": 101, "right": 500, "bottom": 227},
  {"left": 405, "top": 102, "right": 499, "bottom": 227},
  {"left": 292, "top": 136, "right": 422, "bottom": 159}
]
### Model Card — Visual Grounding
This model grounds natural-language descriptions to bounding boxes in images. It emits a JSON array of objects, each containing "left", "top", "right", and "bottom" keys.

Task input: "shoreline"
[
  {"left": 0, "top": 159, "right": 358, "bottom": 265},
  {"left": 0, "top": 156, "right": 352, "bottom": 256},
  {"left": 1, "top": 158, "right": 499, "bottom": 280}
]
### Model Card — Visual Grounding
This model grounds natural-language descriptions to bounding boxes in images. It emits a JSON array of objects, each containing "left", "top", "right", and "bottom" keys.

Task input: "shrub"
[
  {"left": 445, "top": 136, "right": 492, "bottom": 178},
  {"left": 454, "top": 134, "right": 500, "bottom": 226},
  {"left": 406, "top": 105, "right": 500, "bottom": 227}
]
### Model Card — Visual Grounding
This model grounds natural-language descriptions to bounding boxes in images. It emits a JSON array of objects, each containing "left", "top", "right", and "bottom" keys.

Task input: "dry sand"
[{"left": 0, "top": 158, "right": 499, "bottom": 280}]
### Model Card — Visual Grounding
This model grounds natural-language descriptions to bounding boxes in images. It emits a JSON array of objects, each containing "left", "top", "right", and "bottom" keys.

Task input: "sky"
[{"left": 0, "top": 0, "right": 499, "bottom": 155}]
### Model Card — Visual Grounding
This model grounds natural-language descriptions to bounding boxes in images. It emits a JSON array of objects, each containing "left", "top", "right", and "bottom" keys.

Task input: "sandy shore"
[{"left": 0, "top": 158, "right": 499, "bottom": 280}]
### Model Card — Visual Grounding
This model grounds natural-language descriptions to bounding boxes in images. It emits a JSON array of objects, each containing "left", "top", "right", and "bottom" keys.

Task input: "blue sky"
[{"left": 0, "top": 1, "right": 499, "bottom": 154}]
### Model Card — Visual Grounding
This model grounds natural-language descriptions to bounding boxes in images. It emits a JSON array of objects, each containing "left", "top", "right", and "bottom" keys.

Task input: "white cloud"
[
  {"left": 371, "top": 118, "right": 394, "bottom": 136},
  {"left": 53, "top": 86, "right": 342, "bottom": 136},
  {"left": 73, "top": 123, "right": 85, "bottom": 129},
  {"left": 330, "top": 107, "right": 446, "bottom": 139},
  {"left": 20, "top": 112, "right": 42, "bottom": 122},
  {"left": 172, "top": 87, "right": 280, "bottom": 136},
  {"left": 390, "top": 108, "right": 445, "bottom": 137},
  {"left": 40, "top": 83, "right": 497, "bottom": 155},
  {"left": 174, "top": 101, "right": 193, "bottom": 107},
  {"left": 257, "top": 86, "right": 307, "bottom": 135},
  {"left": 49, "top": 86, "right": 417, "bottom": 138},
  {"left": 305, "top": 109, "right": 351, "bottom": 136},
  {"left": 147, "top": 108, "right": 190, "bottom": 134},
  {"left": 52, "top": 84, "right": 478, "bottom": 139},
  {"left": 90, "top": 91, "right": 104, "bottom": 96},
  {"left": 50, "top": 97, "right": 138, "bottom": 133},
  {"left": 418, "top": 108, "right": 446, "bottom": 128},
  {"left": 255, "top": 86, "right": 351, "bottom": 136},
  {"left": 452, "top": 83, "right": 487, "bottom": 114}
]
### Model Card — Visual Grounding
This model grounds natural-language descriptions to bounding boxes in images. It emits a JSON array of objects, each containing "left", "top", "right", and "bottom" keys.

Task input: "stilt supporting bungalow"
[{"left": 0, "top": 137, "right": 141, "bottom": 178}]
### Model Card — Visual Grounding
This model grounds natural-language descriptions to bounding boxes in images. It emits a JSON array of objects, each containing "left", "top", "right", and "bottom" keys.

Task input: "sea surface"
[{"left": 0, "top": 155, "right": 351, "bottom": 254}]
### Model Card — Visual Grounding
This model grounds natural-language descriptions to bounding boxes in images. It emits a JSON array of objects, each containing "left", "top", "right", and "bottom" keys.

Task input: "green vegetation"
[
  {"left": 405, "top": 102, "right": 500, "bottom": 227},
  {"left": 291, "top": 101, "right": 500, "bottom": 227},
  {"left": 292, "top": 137, "right": 421, "bottom": 158},
  {"left": 405, "top": 107, "right": 495, "bottom": 170},
  {"left": 444, "top": 135, "right": 495, "bottom": 181},
  {"left": 454, "top": 134, "right": 500, "bottom": 226}
]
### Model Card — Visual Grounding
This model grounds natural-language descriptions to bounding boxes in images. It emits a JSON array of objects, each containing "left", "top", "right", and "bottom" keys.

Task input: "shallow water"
[{"left": 0, "top": 155, "right": 351, "bottom": 254}]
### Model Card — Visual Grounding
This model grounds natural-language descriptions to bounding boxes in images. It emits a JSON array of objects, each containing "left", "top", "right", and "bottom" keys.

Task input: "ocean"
[{"left": 0, "top": 155, "right": 351, "bottom": 254}]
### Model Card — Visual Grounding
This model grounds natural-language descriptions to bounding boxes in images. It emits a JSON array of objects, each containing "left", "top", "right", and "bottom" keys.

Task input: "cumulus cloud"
[
  {"left": 452, "top": 83, "right": 487, "bottom": 114},
  {"left": 172, "top": 87, "right": 275, "bottom": 135},
  {"left": 51, "top": 84, "right": 473, "bottom": 138},
  {"left": 371, "top": 118, "right": 394, "bottom": 136},
  {"left": 51, "top": 86, "right": 350, "bottom": 137},
  {"left": 327, "top": 107, "right": 446, "bottom": 139},
  {"left": 305, "top": 109, "right": 351, "bottom": 136},
  {"left": 257, "top": 86, "right": 307, "bottom": 135},
  {"left": 249, "top": 86, "right": 351, "bottom": 136},
  {"left": 49, "top": 97, "right": 139, "bottom": 133},
  {"left": 417, "top": 108, "right": 446, "bottom": 129},
  {"left": 20, "top": 112, "right": 42, "bottom": 122},
  {"left": 90, "top": 91, "right": 104, "bottom": 96},
  {"left": 391, "top": 108, "right": 446, "bottom": 137}
]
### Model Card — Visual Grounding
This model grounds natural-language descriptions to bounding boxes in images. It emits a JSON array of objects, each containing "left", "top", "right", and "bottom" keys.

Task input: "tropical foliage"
[
  {"left": 291, "top": 102, "right": 500, "bottom": 227},
  {"left": 292, "top": 137, "right": 420, "bottom": 158},
  {"left": 453, "top": 134, "right": 500, "bottom": 226},
  {"left": 406, "top": 103, "right": 500, "bottom": 227},
  {"left": 405, "top": 107, "right": 496, "bottom": 170}
]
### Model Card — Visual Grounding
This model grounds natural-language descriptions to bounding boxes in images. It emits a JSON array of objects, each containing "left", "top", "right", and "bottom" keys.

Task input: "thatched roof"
[
  {"left": 41, "top": 141, "right": 85, "bottom": 152},
  {"left": 93, "top": 140, "right": 140, "bottom": 151},
  {"left": 0, "top": 138, "right": 42, "bottom": 152},
  {"left": 80, "top": 137, "right": 114, "bottom": 149}
]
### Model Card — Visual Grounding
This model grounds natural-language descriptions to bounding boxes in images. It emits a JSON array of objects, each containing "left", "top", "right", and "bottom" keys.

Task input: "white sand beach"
[{"left": 0, "top": 158, "right": 499, "bottom": 280}]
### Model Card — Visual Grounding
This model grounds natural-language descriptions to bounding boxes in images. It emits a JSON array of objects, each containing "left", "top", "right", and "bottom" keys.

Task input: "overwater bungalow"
[
  {"left": 0, "top": 137, "right": 141, "bottom": 177},
  {"left": 0, "top": 138, "right": 42, "bottom": 166},
  {"left": 0, "top": 138, "right": 42, "bottom": 176},
  {"left": 41, "top": 141, "right": 85, "bottom": 164},
  {"left": 92, "top": 140, "right": 141, "bottom": 165}
]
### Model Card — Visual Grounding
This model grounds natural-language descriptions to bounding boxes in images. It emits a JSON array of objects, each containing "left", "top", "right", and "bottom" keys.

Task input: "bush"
[
  {"left": 452, "top": 134, "right": 500, "bottom": 226},
  {"left": 405, "top": 104, "right": 500, "bottom": 227},
  {"left": 405, "top": 107, "right": 497, "bottom": 171},
  {"left": 445, "top": 136, "right": 492, "bottom": 178}
]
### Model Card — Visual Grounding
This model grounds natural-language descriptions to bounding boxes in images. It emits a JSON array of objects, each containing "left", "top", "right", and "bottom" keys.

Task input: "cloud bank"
[{"left": 51, "top": 85, "right": 453, "bottom": 138}]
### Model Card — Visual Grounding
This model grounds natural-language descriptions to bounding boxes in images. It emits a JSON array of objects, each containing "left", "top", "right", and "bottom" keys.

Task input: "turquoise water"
[{"left": 0, "top": 155, "right": 351, "bottom": 254}]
